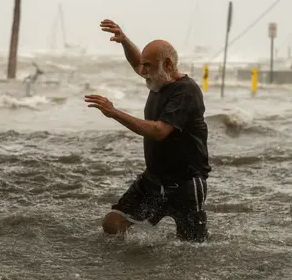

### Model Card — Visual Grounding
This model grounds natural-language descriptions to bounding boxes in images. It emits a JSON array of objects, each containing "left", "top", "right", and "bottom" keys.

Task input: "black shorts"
[{"left": 111, "top": 171, "right": 208, "bottom": 242}]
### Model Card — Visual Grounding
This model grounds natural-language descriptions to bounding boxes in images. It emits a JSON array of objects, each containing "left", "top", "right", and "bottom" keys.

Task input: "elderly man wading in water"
[{"left": 84, "top": 19, "right": 211, "bottom": 242}]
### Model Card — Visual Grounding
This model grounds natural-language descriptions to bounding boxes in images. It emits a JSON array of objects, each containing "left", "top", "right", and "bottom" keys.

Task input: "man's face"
[{"left": 140, "top": 51, "right": 172, "bottom": 92}]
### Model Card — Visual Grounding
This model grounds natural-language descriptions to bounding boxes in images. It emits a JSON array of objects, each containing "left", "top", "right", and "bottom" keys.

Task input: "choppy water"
[{"left": 0, "top": 53, "right": 292, "bottom": 280}]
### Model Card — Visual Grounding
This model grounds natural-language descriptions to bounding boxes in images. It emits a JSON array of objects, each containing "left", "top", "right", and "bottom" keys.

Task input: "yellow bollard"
[
  {"left": 202, "top": 65, "right": 209, "bottom": 92},
  {"left": 251, "top": 68, "right": 258, "bottom": 93}
]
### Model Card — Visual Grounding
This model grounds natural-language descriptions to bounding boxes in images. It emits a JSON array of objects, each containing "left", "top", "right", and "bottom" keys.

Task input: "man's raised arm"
[{"left": 100, "top": 19, "right": 142, "bottom": 76}]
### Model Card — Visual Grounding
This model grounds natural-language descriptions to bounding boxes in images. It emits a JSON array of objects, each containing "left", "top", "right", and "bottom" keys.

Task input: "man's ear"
[{"left": 163, "top": 58, "right": 173, "bottom": 71}]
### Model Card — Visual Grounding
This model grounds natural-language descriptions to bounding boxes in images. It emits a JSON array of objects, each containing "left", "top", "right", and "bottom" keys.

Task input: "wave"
[
  {"left": 0, "top": 94, "right": 67, "bottom": 110},
  {"left": 0, "top": 94, "right": 49, "bottom": 110},
  {"left": 205, "top": 112, "right": 281, "bottom": 137},
  {"left": 2, "top": 151, "right": 290, "bottom": 169},
  {"left": 0, "top": 130, "right": 291, "bottom": 169},
  {"left": 210, "top": 152, "right": 292, "bottom": 166},
  {"left": 3, "top": 150, "right": 291, "bottom": 168}
]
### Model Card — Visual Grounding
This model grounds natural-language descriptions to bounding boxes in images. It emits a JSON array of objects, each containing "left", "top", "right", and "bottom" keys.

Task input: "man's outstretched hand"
[
  {"left": 100, "top": 19, "right": 126, "bottom": 43},
  {"left": 84, "top": 95, "right": 117, "bottom": 118}
]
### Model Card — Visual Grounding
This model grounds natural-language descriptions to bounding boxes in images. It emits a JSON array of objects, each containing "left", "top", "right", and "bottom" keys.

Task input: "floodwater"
[{"left": 0, "top": 53, "right": 291, "bottom": 280}]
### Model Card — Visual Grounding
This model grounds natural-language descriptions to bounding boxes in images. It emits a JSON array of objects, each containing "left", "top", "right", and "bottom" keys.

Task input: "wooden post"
[{"left": 7, "top": 0, "right": 21, "bottom": 79}]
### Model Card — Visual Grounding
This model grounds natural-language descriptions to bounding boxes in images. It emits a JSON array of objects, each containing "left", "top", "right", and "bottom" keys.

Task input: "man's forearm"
[
  {"left": 112, "top": 109, "right": 160, "bottom": 139},
  {"left": 121, "top": 37, "right": 141, "bottom": 69}
]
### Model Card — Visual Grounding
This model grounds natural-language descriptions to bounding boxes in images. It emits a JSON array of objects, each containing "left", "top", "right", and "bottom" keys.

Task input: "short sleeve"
[{"left": 158, "top": 90, "right": 193, "bottom": 132}]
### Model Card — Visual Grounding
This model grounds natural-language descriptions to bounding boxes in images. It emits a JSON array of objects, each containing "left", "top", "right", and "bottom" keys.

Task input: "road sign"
[{"left": 269, "top": 22, "right": 277, "bottom": 38}]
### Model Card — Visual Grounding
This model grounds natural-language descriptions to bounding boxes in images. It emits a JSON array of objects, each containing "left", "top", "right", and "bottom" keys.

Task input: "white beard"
[{"left": 144, "top": 62, "right": 172, "bottom": 92}]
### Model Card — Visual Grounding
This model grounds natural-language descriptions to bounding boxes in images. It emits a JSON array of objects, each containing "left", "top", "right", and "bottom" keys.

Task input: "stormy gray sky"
[{"left": 0, "top": 0, "right": 291, "bottom": 60}]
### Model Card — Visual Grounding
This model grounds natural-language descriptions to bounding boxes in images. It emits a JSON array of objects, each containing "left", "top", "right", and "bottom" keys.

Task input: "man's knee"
[{"left": 102, "top": 211, "right": 133, "bottom": 235}]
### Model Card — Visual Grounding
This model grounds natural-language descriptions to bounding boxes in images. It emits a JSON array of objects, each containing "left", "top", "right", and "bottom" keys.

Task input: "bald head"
[
  {"left": 142, "top": 40, "right": 178, "bottom": 71},
  {"left": 143, "top": 40, "right": 172, "bottom": 56},
  {"left": 140, "top": 40, "right": 179, "bottom": 92}
]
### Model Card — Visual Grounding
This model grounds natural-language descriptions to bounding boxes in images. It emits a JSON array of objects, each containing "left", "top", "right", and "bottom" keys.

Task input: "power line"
[
  {"left": 184, "top": 1, "right": 199, "bottom": 46},
  {"left": 208, "top": 0, "right": 282, "bottom": 62}
]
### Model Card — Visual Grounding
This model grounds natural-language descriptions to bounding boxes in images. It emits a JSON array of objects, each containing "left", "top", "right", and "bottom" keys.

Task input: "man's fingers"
[
  {"left": 84, "top": 99, "right": 104, "bottom": 104},
  {"left": 85, "top": 94, "right": 100, "bottom": 98},
  {"left": 84, "top": 98, "right": 94, "bottom": 103},
  {"left": 101, "top": 27, "right": 120, "bottom": 34},
  {"left": 84, "top": 94, "right": 104, "bottom": 99},
  {"left": 100, "top": 23, "right": 117, "bottom": 28},
  {"left": 110, "top": 37, "right": 121, "bottom": 42},
  {"left": 84, "top": 94, "right": 98, "bottom": 98},
  {"left": 84, "top": 96, "right": 108, "bottom": 106},
  {"left": 87, "top": 104, "right": 100, "bottom": 108},
  {"left": 101, "top": 19, "right": 115, "bottom": 24}
]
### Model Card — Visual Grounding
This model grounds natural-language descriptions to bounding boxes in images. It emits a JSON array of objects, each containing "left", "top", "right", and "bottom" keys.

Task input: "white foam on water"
[{"left": 0, "top": 94, "right": 50, "bottom": 110}]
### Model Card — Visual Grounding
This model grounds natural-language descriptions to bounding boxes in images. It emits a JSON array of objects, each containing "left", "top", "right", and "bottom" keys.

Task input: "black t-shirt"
[{"left": 143, "top": 75, "right": 211, "bottom": 179}]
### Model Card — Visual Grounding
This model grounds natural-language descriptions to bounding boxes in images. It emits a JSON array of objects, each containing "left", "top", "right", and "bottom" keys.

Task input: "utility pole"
[
  {"left": 221, "top": 1, "right": 233, "bottom": 98},
  {"left": 7, "top": 0, "right": 21, "bottom": 79}
]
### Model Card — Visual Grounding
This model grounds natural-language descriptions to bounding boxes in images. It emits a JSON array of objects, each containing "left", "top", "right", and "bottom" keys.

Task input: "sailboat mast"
[
  {"left": 48, "top": 11, "right": 59, "bottom": 49},
  {"left": 184, "top": 0, "right": 199, "bottom": 46},
  {"left": 58, "top": 4, "right": 67, "bottom": 48}
]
